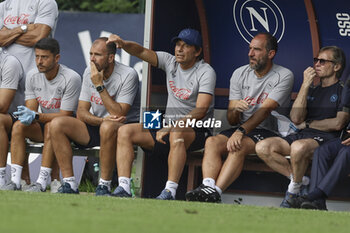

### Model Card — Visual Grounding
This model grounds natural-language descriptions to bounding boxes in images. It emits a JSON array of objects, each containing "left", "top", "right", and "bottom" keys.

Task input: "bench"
[
  {"left": 186, "top": 151, "right": 277, "bottom": 191},
  {"left": 25, "top": 140, "right": 100, "bottom": 157},
  {"left": 184, "top": 109, "right": 286, "bottom": 192}
]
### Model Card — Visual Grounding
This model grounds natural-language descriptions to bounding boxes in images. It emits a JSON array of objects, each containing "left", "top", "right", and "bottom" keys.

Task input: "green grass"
[{"left": 0, "top": 191, "right": 349, "bottom": 233}]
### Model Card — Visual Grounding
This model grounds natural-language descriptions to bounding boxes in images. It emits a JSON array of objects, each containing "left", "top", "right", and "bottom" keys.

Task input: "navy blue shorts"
[
  {"left": 8, "top": 112, "right": 45, "bottom": 138},
  {"left": 144, "top": 127, "right": 212, "bottom": 157},
  {"left": 73, "top": 123, "right": 100, "bottom": 149},
  {"left": 283, "top": 128, "right": 338, "bottom": 145},
  {"left": 219, "top": 127, "right": 278, "bottom": 143}
]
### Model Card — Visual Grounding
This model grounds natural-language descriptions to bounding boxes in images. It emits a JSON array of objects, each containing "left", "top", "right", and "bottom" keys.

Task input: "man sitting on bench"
[
  {"left": 255, "top": 46, "right": 349, "bottom": 208},
  {"left": 51, "top": 37, "right": 139, "bottom": 194},
  {"left": 186, "top": 32, "right": 294, "bottom": 203}
]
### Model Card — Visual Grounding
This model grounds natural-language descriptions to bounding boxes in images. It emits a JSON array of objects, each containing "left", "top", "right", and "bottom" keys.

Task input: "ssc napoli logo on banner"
[{"left": 233, "top": 0, "right": 285, "bottom": 43}]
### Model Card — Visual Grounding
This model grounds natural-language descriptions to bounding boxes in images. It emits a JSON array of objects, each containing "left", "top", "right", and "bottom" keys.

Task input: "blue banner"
[
  {"left": 313, "top": 0, "right": 350, "bottom": 81},
  {"left": 55, "top": 12, "right": 144, "bottom": 79},
  {"left": 203, "top": 0, "right": 313, "bottom": 94}
]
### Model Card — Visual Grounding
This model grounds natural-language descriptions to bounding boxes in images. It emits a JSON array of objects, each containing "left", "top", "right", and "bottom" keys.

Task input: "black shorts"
[
  {"left": 219, "top": 127, "right": 278, "bottom": 143},
  {"left": 9, "top": 112, "right": 18, "bottom": 124},
  {"left": 283, "top": 128, "right": 338, "bottom": 145},
  {"left": 144, "top": 127, "right": 212, "bottom": 157},
  {"left": 8, "top": 112, "right": 45, "bottom": 138},
  {"left": 73, "top": 123, "right": 100, "bottom": 149}
]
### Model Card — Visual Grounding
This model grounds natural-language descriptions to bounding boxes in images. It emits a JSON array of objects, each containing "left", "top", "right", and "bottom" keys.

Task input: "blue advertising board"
[
  {"left": 313, "top": 0, "right": 350, "bottom": 81},
  {"left": 203, "top": 0, "right": 314, "bottom": 108},
  {"left": 54, "top": 12, "right": 144, "bottom": 79}
]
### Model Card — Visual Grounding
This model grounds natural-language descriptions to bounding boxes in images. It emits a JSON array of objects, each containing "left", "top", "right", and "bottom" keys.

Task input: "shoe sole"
[
  {"left": 185, "top": 192, "right": 200, "bottom": 202},
  {"left": 301, "top": 202, "right": 327, "bottom": 210}
]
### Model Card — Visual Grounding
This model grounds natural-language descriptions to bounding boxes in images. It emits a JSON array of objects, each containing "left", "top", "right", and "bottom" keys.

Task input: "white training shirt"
[
  {"left": 0, "top": 51, "right": 24, "bottom": 113},
  {"left": 79, "top": 62, "right": 139, "bottom": 123},
  {"left": 156, "top": 51, "right": 216, "bottom": 122},
  {"left": 0, "top": 0, "right": 58, "bottom": 72},
  {"left": 229, "top": 63, "right": 294, "bottom": 132},
  {"left": 25, "top": 64, "right": 81, "bottom": 113}
]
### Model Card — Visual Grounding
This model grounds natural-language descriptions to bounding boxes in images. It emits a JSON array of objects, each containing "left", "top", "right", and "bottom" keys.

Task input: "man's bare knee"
[
  {"left": 50, "top": 117, "right": 66, "bottom": 134},
  {"left": 205, "top": 135, "right": 223, "bottom": 148},
  {"left": 173, "top": 138, "right": 184, "bottom": 144},
  {"left": 255, "top": 139, "right": 272, "bottom": 159},
  {"left": 99, "top": 120, "right": 119, "bottom": 138},
  {"left": 118, "top": 124, "right": 135, "bottom": 141},
  {"left": 11, "top": 121, "right": 25, "bottom": 134}
]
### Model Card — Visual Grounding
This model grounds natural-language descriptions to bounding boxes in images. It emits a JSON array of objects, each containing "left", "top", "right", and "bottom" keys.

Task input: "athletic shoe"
[
  {"left": 0, "top": 181, "right": 21, "bottom": 191},
  {"left": 280, "top": 191, "right": 297, "bottom": 208},
  {"left": 156, "top": 189, "right": 174, "bottom": 200},
  {"left": 287, "top": 195, "right": 308, "bottom": 208},
  {"left": 50, "top": 179, "right": 61, "bottom": 194},
  {"left": 21, "top": 179, "right": 29, "bottom": 190},
  {"left": 95, "top": 185, "right": 111, "bottom": 196},
  {"left": 57, "top": 182, "right": 79, "bottom": 194},
  {"left": 186, "top": 184, "right": 221, "bottom": 203},
  {"left": 301, "top": 199, "right": 327, "bottom": 211},
  {"left": 23, "top": 183, "right": 45, "bottom": 192},
  {"left": 185, "top": 184, "right": 205, "bottom": 202},
  {"left": 111, "top": 186, "right": 131, "bottom": 197},
  {"left": 300, "top": 184, "right": 309, "bottom": 196}
]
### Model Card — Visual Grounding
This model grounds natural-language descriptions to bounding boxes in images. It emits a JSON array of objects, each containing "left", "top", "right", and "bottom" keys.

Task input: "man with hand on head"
[
  {"left": 107, "top": 28, "right": 216, "bottom": 200},
  {"left": 1, "top": 38, "right": 81, "bottom": 191},
  {"left": 50, "top": 37, "right": 139, "bottom": 194}
]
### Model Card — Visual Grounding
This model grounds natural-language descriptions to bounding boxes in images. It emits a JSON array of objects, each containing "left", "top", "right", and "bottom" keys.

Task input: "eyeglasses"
[{"left": 313, "top": 58, "right": 335, "bottom": 65}]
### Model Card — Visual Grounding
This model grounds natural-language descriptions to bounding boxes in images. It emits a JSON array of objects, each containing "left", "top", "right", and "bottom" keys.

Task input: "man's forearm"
[
  {"left": 0, "top": 27, "right": 23, "bottom": 47},
  {"left": 241, "top": 107, "right": 271, "bottom": 133},
  {"left": 290, "top": 85, "right": 309, "bottom": 124},
  {"left": 37, "top": 112, "right": 73, "bottom": 123},
  {"left": 77, "top": 110, "right": 103, "bottom": 126}
]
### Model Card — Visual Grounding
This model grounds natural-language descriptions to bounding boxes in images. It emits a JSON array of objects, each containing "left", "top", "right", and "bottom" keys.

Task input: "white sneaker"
[
  {"left": 21, "top": 179, "right": 30, "bottom": 190},
  {"left": 23, "top": 183, "right": 45, "bottom": 192},
  {"left": 50, "top": 179, "right": 61, "bottom": 193},
  {"left": 0, "top": 181, "right": 21, "bottom": 191}
]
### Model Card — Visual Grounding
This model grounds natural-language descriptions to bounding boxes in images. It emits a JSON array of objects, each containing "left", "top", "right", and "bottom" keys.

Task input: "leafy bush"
[{"left": 56, "top": 0, "right": 143, "bottom": 13}]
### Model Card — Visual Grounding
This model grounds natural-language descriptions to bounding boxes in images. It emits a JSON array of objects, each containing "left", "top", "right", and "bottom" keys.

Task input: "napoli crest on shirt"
[
  {"left": 307, "top": 96, "right": 315, "bottom": 101},
  {"left": 56, "top": 87, "right": 63, "bottom": 96},
  {"left": 330, "top": 94, "right": 338, "bottom": 102},
  {"left": 29, "top": 3, "right": 36, "bottom": 11}
]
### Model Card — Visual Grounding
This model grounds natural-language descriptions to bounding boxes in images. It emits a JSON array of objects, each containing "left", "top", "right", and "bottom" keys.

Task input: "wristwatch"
[
  {"left": 35, "top": 112, "right": 40, "bottom": 121},
  {"left": 96, "top": 85, "right": 105, "bottom": 93},
  {"left": 236, "top": 126, "right": 246, "bottom": 135},
  {"left": 305, "top": 120, "right": 312, "bottom": 128},
  {"left": 20, "top": 25, "right": 28, "bottom": 33}
]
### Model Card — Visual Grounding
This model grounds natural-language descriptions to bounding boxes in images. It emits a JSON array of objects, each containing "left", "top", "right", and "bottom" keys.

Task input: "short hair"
[
  {"left": 319, "top": 46, "right": 346, "bottom": 79},
  {"left": 95, "top": 37, "right": 117, "bottom": 55},
  {"left": 34, "top": 38, "right": 60, "bottom": 56},
  {"left": 256, "top": 32, "right": 278, "bottom": 53}
]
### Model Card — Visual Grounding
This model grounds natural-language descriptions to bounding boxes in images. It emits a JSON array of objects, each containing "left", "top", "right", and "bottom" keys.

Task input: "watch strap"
[
  {"left": 96, "top": 85, "right": 105, "bottom": 93},
  {"left": 236, "top": 126, "right": 246, "bottom": 135}
]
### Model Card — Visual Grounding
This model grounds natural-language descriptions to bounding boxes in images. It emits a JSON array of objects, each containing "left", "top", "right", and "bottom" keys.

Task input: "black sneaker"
[
  {"left": 185, "top": 184, "right": 221, "bottom": 203},
  {"left": 185, "top": 184, "right": 204, "bottom": 202},
  {"left": 301, "top": 199, "right": 327, "bottom": 211},
  {"left": 95, "top": 185, "right": 111, "bottom": 196},
  {"left": 111, "top": 186, "right": 131, "bottom": 198},
  {"left": 287, "top": 195, "right": 308, "bottom": 208},
  {"left": 57, "top": 182, "right": 79, "bottom": 194}
]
